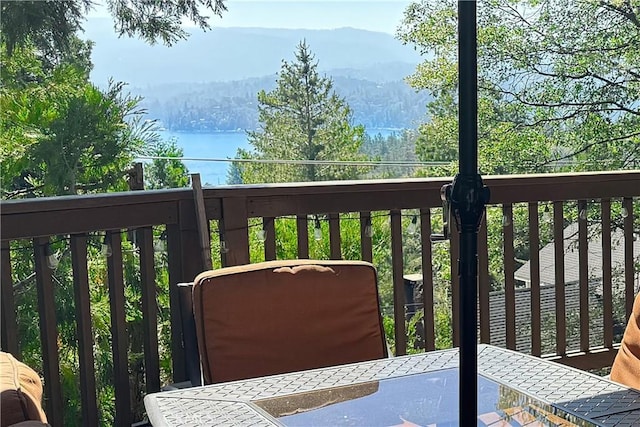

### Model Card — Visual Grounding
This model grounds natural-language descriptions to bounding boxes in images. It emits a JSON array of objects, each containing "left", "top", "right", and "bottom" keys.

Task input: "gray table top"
[{"left": 144, "top": 344, "right": 640, "bottom": 426}]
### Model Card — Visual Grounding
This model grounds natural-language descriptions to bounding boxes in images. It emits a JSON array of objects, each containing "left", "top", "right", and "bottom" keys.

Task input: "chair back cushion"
[
  {"left": 611, "top": 292, "right": 640, "bottom": 389},
  {"left": 193, "top": 260, "right": 387, "bottom": 384},
  {"left": 0, "top": 352, "right": 48, "bottom": 426}
]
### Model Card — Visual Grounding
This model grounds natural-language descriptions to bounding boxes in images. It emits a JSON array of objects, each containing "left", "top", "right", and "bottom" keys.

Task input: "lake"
[{"left": 160, "top": 129, "right": 400, "bottom": 185}]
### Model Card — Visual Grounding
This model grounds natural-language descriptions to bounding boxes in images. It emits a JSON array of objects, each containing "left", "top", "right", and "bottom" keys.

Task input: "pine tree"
[{"left": 237, "top": 40, "right": 368, "bottom": 183}]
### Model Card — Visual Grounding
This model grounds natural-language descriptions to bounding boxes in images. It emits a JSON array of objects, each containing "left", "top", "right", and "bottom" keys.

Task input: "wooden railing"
[{"left": 1, "top": 170, "right": 639, "bottom": 426}]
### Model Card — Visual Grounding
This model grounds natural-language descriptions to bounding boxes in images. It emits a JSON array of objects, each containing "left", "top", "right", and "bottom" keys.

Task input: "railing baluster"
[
  {"left": 359, "top": 211, "right": 373, "bottom": 263},
  {"left": 478, "top": 213, "right": 490, "bottom": 344},
  {"left": 420, "top": 208, "right": 436, "bottom": 351},
  {"left": 601, "top": 199, "right": 613, "bottom": 348},
  {"left": 390, "top": 210, "right": 406, "bottom": 355},
  {"left": 263, "top": 217, "right": 276, "bottom": 261},
  {"left": 578, "top": 200, "right": 589, "bottom": 353},
  {"left": 70, "top": 234, "right": 99, "bottom": 426},
  {"left": 1, "top": 240, "right": 18, "bottom": 356},
  {"left": 553, "top": 201, "right": 567, "bottom": 356},
  {"left": 106, "top": 231, "right": 132, "bottom": 427},
  {"left": 166, "top": 223, "right": 185, "bottom": 382},
  {"left": 623, "top": 197, "right": 635, "bottom": 322},
  {"left": 33, "top": 237, "right": 64, "bottom": 427},
  {"left": 528, "top": 202, "right": 541, "bottom": 356},
  {"left": 503, "top": 204, "right": 516, "bottom": 350},
  {"left": 296, "top": 215, "right": 309, "bottom": 259},
  {"left": 329, "top": 213, "right": 341, "bottom": 260},
  {"left": 139, "top": 227, "right": 160, "bottom": 393},
  {"left": 450, "top": 215, "right": 460, "bottom": 347}
]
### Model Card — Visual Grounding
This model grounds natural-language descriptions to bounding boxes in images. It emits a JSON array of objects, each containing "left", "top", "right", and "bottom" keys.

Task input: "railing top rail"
[
  {"left": 2, "top": 171, "right": 638, "bottom": 241},
  {"left": 486, "top": 170, "right": 640, "bottom": 203},
  {"left": 3, "top": 171, "right": 638, "bottom": 213},
  {"left": 1, "top": 187, "right": 193, "bottom": 215}
]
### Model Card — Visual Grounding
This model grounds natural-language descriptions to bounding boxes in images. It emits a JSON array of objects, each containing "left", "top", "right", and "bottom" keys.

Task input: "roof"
[
  {"left": 485, "top": 282, "right": 606, "bottom": 354},
  {"left": 514, "top": 223, "right": 640, "bottom": 287}
]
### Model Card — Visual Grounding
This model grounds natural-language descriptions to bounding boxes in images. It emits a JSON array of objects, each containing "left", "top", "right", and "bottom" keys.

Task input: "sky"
[{"left": 87, "top": 0, "right": 412, "bottom": 34}]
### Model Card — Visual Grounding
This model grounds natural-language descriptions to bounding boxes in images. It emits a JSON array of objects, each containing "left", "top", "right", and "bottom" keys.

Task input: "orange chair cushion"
[
  {"left": 611, "top": 293, "right": 640, "bottom": 389},
  {"left": 193, "top": 260, "right": 387, "bottom": 384},
  {"left": 0, "top": 352, "right": 48, "bottom": 426}
]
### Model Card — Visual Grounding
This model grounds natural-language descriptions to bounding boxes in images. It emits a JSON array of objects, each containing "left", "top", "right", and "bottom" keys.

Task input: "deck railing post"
[
  {"left": 220, "top": 196, "right": 250, "bottom": 266},
  {"left": 1, "top": 240, "right": 18, "bottom": 356}
]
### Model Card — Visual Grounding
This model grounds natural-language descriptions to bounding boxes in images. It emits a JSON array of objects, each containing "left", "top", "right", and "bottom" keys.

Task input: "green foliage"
[
  {"left": 236, "top": 41, "right": 370, "bottom": 183},
  {"left": 360, "top": 130, "right": 419, "bottom": 178},
  {"left": 0, "top": 0, "right": 227, "bottom": 60},
  {"left": 398, "top": 0, "right": 640, "bottom": 174},
  {"left": 2, "top": 2, "right": 199, "bottom": 424},
  {"left": 144, "top": 138, "right": 190, "bottom": 189},
  {"left": 1, "top": 40, "right": 153, "bottom": 197},
  {"left": 0, "top": 0, "right": 92, "bottom": 63},
  {"left": 104, "top": 0, "right": 227, "bottom": 46}
]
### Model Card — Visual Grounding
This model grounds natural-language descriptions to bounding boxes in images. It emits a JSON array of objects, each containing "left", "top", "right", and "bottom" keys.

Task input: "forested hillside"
[
  {"left": 86, "top": 21, "right": 429, "bottom": 132},
  {"left": 138, "top": 76, "right": 431, "bottom": 131}
]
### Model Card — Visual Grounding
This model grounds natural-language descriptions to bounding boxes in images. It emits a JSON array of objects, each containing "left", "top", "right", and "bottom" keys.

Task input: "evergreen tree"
[
  {"left": 236, "top": 41, "right": 369, "bottom": 183},
  {"left": 144, "top": 139, "right": 190, "bottom": 189}
]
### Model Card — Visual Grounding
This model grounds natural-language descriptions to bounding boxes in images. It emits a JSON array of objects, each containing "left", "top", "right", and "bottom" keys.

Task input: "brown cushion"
[
  {"left": 193, "top": 260, "right": 387, "bottom": 384},
  {"left": 611, "top": 293, "right": 640, "bottom": 389},
  {"left": 8, "top": 422, "right": 50, "bottom": 427},
  {"left": 0, "top": 352, "right": 48, "bottom": 426}
]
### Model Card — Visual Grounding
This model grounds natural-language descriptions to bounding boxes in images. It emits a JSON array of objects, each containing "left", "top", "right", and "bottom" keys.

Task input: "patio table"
[{"left": 144, "top": 344, "right": 640, "bottom": 426}]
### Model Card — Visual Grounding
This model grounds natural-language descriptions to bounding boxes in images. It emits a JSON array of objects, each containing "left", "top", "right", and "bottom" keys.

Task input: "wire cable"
[{"left": 135, "top": 155, "right": 450, "bottom": 168}]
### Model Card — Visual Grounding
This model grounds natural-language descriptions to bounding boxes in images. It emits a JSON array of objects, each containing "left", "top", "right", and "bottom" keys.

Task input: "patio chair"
[
  {"left": 611, "top": 292, "right": 640, "bottom": 390},
  {"left": 0, "top": 352, "right": 49, "bottom": 427},
  {"left": 189, "top": 259, "right": 388, "bottom": 384}
]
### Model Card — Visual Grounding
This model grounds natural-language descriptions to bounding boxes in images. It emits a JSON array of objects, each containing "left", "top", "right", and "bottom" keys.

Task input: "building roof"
[
  {"left": 514, "top": 223, "right": 640, "bottom": 287},
  {"left": 486, "top": 282, "right": 606, "bottom": 354}
]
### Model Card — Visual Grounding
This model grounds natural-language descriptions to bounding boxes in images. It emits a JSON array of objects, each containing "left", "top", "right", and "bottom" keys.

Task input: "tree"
[
  {"left": 397, "top": 0, "right": 640, "bottom": 175},
  {"left": 1, "top": 0, "right": 227, "bottom": 61},
  {"left": 236, "top": 41, "right": 369, "bottom": 183},
  {"left": 1, "top": 2, "right": 220, "bottom": 424},
  {"left": 360, "top": 130, "right": 420, "bottom": 178},
  {"left": 397, "top": 1, "right": 640, "bottom": 349},
  {"left": 0, "top": 0, "right": 217, "bottom": 197},
  {"left": 0, "top": 40, "right": 155, "bottom": 197},
  {"left": 144, "top": 139, "right": 190, "bottom": 189}
]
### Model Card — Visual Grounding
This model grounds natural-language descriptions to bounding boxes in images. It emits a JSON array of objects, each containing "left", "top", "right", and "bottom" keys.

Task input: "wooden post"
[
  {"left": 127, "top": 162, "right": 144, "bottom": 191},
  {"left": 1, "top": 241, "right": 18, "bottom": 356},
  {"left": 220, "top": 197, "right": 250, "bottom": 266},
  {"left": 191, "top": 174, "right": 213, "bottom": 271}
]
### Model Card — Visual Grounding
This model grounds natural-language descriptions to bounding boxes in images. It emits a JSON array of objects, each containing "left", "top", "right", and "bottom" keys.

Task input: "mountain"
[
  {"left": 137, "top": 75, "right": 431, "bottom": 132},
  {"left": 82, "top": 19, "right": 422, "bottom": 86}
]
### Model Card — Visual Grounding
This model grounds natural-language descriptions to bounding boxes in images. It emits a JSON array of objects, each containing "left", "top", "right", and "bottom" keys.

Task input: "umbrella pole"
[{"left": 441, "top": 1, "right": 490, "bottom": 425}]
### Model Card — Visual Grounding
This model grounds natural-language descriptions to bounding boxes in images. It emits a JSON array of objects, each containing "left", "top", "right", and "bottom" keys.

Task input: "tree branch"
[{"left": 534, "top": 131, "right": 640, "bottom": 168}]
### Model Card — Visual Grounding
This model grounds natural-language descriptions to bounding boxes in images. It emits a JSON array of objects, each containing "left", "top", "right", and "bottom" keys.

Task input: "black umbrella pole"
[
  {"left": 455, "top": 1, "right": 490, "bottom": 425},
  {"left": 459, "top": 230, "right": 479, "bottom": 425},
  {"left": 444, "top": 175, "right": 488, "bottom": 425}
]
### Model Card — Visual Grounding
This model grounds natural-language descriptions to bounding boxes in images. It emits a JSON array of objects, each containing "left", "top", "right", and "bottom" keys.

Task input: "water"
[
  {"left": 160, "top": 130, "right": 251, "bottom": 185},
  {"left": 161, "top": 129, "right": 400, "bottom": 185}
]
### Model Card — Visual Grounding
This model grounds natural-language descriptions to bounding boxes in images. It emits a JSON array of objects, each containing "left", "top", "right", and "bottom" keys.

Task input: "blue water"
[
  {"left": 161, "top": 131, "right": 251, "bottom": 185},
  {"left": 161, "top": 129, "right": 400, "bottom": 185}
]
